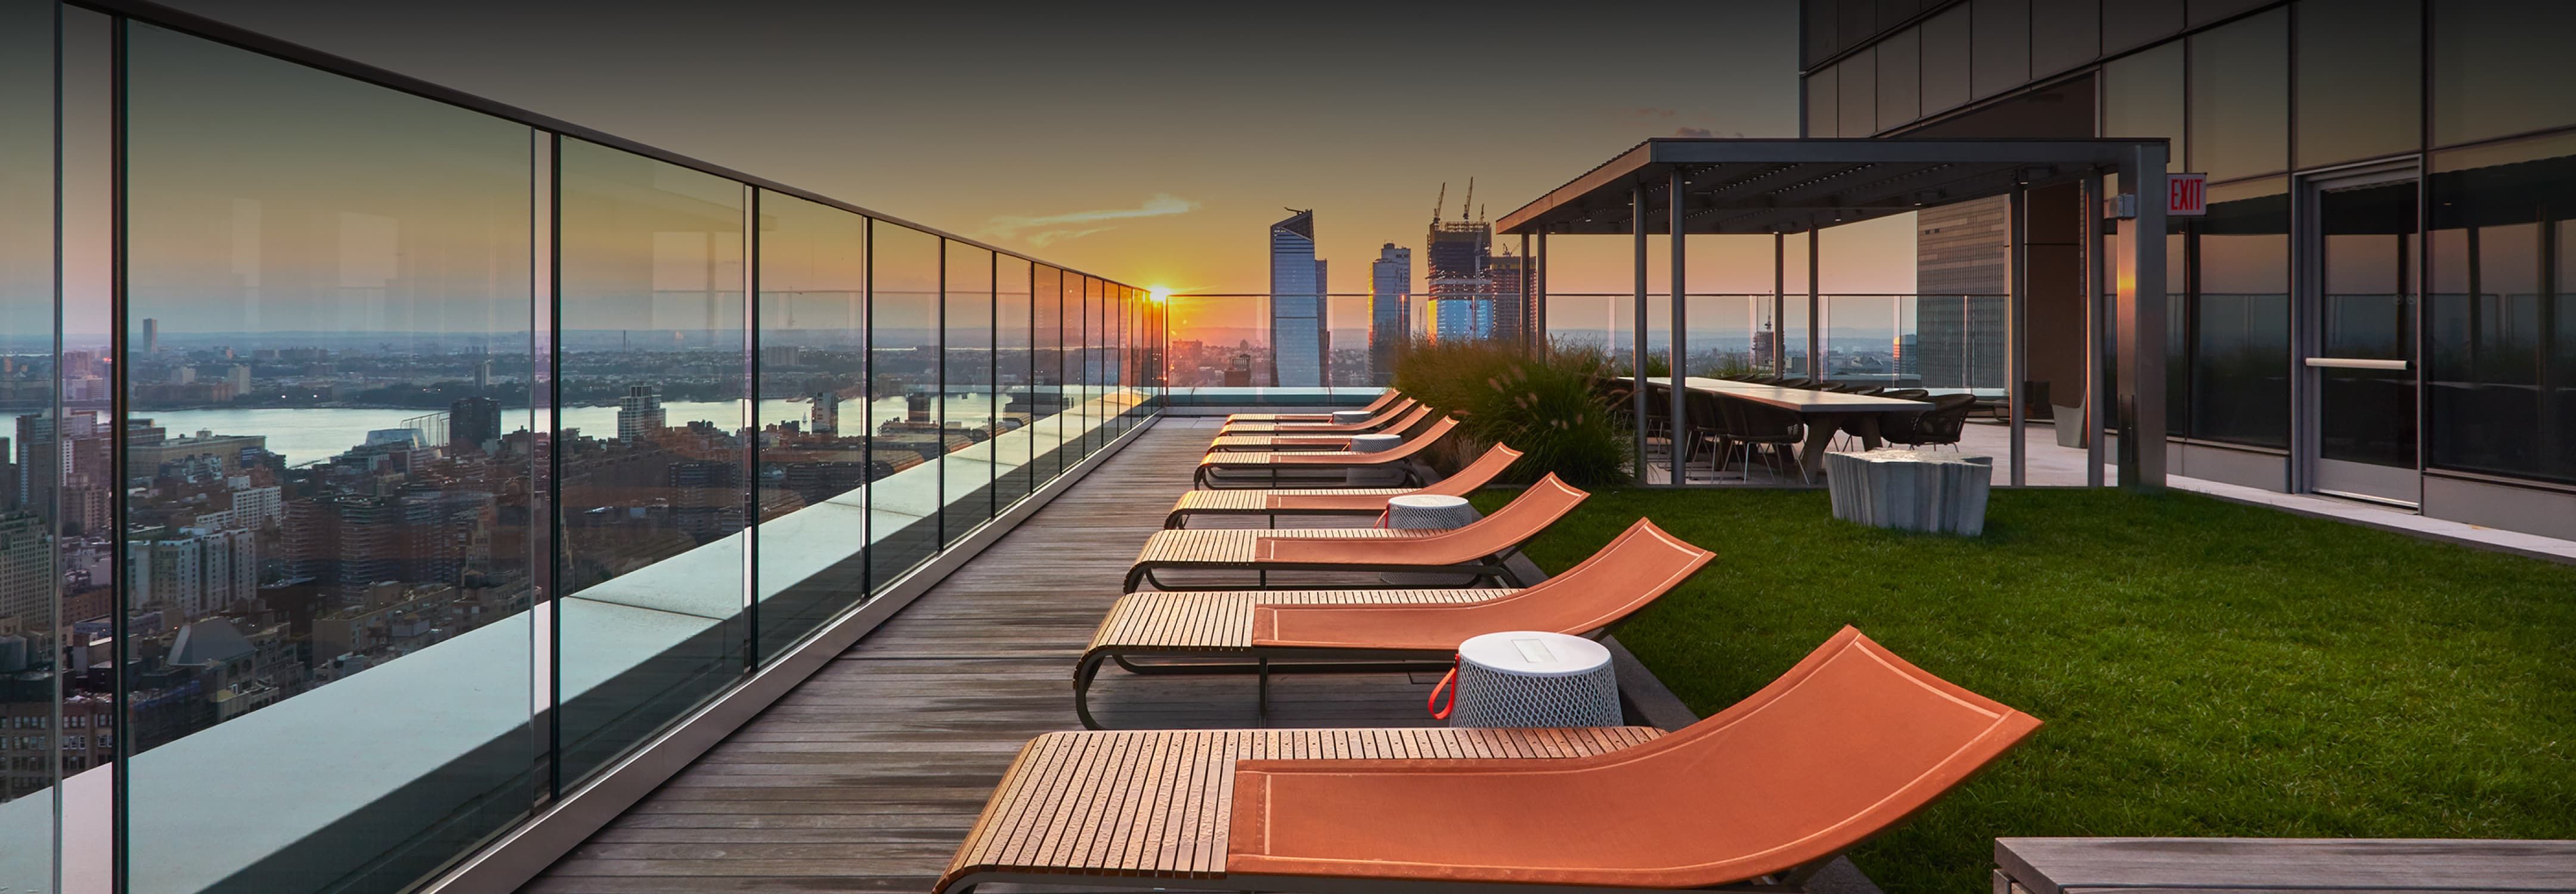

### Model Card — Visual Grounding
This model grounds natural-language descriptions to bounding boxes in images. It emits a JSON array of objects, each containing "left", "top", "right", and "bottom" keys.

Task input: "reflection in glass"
[
  {"left": 125, "top": 23, "right": 538, "bottom": 890},
  {"left": 2295, "top": 0, "right": 2420, "bottom": 169},
  {"left": 2317, "top": 181, "right": 2419, "bottom": 469},
  {"left": 1919, "top": 5, "right": 1971, "bottom": 115},
  {"left": 1806, "top": 67, "right": 1838, "bottom": 138},
  {"left": 2103, "top": 0, "right": 2184, "bottom": 55},
  {"left": 941, "top": 241, "right": 995, "bottom": 543},
  {"left": 1033, "top": 266, "right": 1066, "bottom": 475},
  {"left": 2428, "top": 134, "right": 2576, "bottom": 482},
  {"left": 2431, "top": 1, "right": 2576, "bottom": 146},
  {"left": 867, "top": 223, "right": 941, "bottom": 582},
  {"left": 2188, "top": 8, "right": 2287, "bottom": 181},
  {"left": 2193, "top": 180, "right": 2290, "bottom": 448},
  {"left": 1838, "top": 48, "right": 1876, "bottom": 138},
  {"left": 2100, "top": 42, "right": 2184, "bottom": 170},
  {"left": 2030, "top": 0, "right": 2100, "bottom": 79},
  {"left": 556, "top": 137, "right": 745, "bottom": 787},
  {"left": 753, "top": 192, "right": 867, "bottom": 659},
  {"left": 1877, "top": 27, "right": 1920, "bottom": 130},
  {"left": 1970, "top": 0, "right": 2029, "bottom": 101}
]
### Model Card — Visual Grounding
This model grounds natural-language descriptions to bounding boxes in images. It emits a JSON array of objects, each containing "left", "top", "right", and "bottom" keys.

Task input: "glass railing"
[
  {"left": 1544, "top": 292, "right": 2012, "bottom": 395},
  {"left": 1160, "top": 291, "right": 1512, "bottom": 402},
  {"left": 2, "top": 6, "right": 1164, "bottom": 893}
]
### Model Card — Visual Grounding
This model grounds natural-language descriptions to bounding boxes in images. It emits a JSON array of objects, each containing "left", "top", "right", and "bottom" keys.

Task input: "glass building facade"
[
  {"left": 0, "top": 5, "right": 1160, "bottom": 892},
  {"left": 1266, "top": 210, "right": 1324, "bottom": 387},
  {"left": 1803, "top": 0, "right": 2576, "bottom": 536}
]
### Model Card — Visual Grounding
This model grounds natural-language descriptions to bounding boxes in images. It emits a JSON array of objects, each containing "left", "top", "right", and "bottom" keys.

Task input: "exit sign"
[{"left": 2168, "top": 173, "right": 2208, "bottom": 216}]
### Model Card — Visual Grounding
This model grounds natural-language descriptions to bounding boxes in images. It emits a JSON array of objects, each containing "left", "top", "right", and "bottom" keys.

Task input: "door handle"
[{"left": 2303, "top": 357, "right": 2409, "bottom": 371}]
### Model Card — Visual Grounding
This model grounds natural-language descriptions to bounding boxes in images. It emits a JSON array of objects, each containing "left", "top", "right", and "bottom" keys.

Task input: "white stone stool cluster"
[{"left": 1824, "top": 449, "right": 1994, "bottom": 536}]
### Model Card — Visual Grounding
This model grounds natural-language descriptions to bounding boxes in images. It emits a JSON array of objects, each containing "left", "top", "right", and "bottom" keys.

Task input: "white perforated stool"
[
  {"left": 1331, "top": 409, "right": 1375, "bottom": 425},
  {"left": 1381, "top": 494, "right": 1480, "bottom": 585},
  {"left": 1344, "top": 433, "right": 1404, "bottom": 485},
  {"left": 1439, "top": 631, "right": 1621, "bottom": 728}
]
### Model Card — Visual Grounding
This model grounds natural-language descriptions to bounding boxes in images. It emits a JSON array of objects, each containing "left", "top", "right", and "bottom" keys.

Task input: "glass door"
[{"left": 2303, "top": 169, "right": 2420, "bottom": 505}]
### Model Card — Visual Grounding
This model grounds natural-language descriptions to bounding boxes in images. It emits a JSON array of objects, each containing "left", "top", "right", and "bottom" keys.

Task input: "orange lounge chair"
[
  {"left": 1195, "top": 417, "right": 1458, "bottom": 489},
  {"left": 1221, "top": 396, "right": 1421, "bottom": 434},
  {"left": 1225, "top": 390, "right": 1401, "bottom": 424},
  {"left": 1128, "top": 473, "right": 1584, "bottom": 591},
  {"left": 936, "top": 626, "right": 2042, "bottom": 894},
  {"left": 1210, "top": 405, "right": 1436, "bottom": 452},
  {"left": 1076, "top": 518, "right": 1710, "bottom": 728},
  {"left": 1162, "top": 443, "right": 1522, "bottom": 528}
]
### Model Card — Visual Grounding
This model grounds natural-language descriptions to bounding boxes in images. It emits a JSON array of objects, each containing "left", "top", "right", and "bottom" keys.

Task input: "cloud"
[{"left": 980, "top": 193, "right": 1200, "bottom": 244}]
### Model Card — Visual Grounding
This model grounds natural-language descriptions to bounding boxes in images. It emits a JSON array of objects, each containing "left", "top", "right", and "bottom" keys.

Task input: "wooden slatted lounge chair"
[
  {"left": 1128, "top": 473, "right": 1585, "bottom": 591},
  {"left": 1076, "top": 518, "right": 1710, "bottom": 728},
  {"left": 1162, "top": 443, "right": 1522, "bottom": 528},
  {"left": 1225, "top": 390, "right": 1401, "bottom": 424},
  {"left": 1194, "top": 417, "right": 1459, "bottom": 489},
  {"left": 936, "top": 625, "right": 2042, "bottom": 894},
  {"left": 1221, "top": 396, "right": 1422, "bottom": 434},
  {"left": 1209, "top": 405, "right": 1435, "bottom": 452}
]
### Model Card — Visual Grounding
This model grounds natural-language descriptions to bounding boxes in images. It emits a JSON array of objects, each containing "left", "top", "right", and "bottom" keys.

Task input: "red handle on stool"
[{"left": 1427, "top": 653, "right": 1461, "bottom": 720}]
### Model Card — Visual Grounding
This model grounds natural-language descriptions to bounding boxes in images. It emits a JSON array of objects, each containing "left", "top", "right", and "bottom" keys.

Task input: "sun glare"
[{"left": 1148, "top": 286, "right": 1172, "bottom": 303}]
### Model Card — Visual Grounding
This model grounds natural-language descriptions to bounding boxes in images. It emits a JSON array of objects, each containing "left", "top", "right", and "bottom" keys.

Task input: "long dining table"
[{"left": 1631, "top": 377, "right": 1933, "bottom": 480}]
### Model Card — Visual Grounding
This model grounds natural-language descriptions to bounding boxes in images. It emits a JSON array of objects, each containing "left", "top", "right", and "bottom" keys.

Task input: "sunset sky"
[{"left": 152, "top": 0, "right": 1917, "bottom": 308}]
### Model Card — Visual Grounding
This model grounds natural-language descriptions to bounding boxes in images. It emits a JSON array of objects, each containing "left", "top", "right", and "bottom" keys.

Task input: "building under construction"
[{"left": 1422, "top": 179, "right": 1519, "bottom": 344}]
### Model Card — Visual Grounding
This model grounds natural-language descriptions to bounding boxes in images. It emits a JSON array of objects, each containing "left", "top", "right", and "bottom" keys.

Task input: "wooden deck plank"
[{"left": 521, "top": 420, "right": 1526, "bottom": 892}]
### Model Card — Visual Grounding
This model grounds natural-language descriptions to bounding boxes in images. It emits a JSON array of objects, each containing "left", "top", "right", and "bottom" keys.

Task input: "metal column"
[
  {"left": 1520, "top": 231, "right": 1534, "bottom": 353},
  {"left": 2007, "top": 184, "right": 2027, "bottom": 487},
  {"left": 2114, "top": 145, "right": 2170, "bottom": 489},
  {"left": 1535, "top": 229, "right": 1549, "bottom": 358},
  {"left": 1631, "top": 183, "right": 1649, "bottom": 477},
  {"left": 1668, "top": 168, "right": 1689, "bottom": 485},
  {"left": 2083, "top": 174, "right": 2107, "bottom": 488},
  {"left": 1806, "top": 229, "right": 1821, "bottom": 381},
  {"left": 1772, "top": 232, "right": 1786, "bottom": 375}
]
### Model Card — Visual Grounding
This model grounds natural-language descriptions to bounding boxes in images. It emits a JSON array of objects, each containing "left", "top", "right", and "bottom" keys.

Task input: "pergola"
[{"left": 1494, "top": 138, "right": 2174, "bottom": 489}]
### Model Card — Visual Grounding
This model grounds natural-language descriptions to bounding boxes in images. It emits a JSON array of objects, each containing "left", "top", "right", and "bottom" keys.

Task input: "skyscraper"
[
  {"left": 810, "top": 392, "right": 840, "bottom": 434},
  {"left": 617, "top": 384, "right": 667, "bottom": 441},
  {"left": 1487, "top": 252, "right": 1528, "bottom": 346},
  {"left": 1368, "top": 243, "right": 1411, "bottom": 386},
  {"left": 448, "top": 396, "right": 501, "bottom": 452},
  {"left": 1267, "top": 209, "right": 1324, "bottom": 387},
  {"left": 143, "top": 318, "right": 159, "bottom": 354},
  {"left": 1426, "top": 199, "right": 1495, "bottom": 342}
]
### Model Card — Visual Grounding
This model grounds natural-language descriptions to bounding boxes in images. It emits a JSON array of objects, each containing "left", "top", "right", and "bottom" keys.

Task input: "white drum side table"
[
  {"left": 1441, "top": 631, "right": 1621, "bottom": 728},
  {"left": 1344, "top": 433, "right": 1404, "bottom": 485},
  {"left": 1382, "top": 494, "right": 1479, "bottom": 585}
]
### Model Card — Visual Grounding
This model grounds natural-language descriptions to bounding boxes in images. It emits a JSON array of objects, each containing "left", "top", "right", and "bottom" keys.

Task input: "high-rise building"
[
  {"left": 1368, "top": 243, "right": 1412, "bottom": 386},
  {"left": 1267, "top": 209, "right": 1324, "bottom": 387},
  {"left": 1487, "top": 252, "right": 1528, "bottom": 346},
  {"left": 1914, "top": 198, "right": 2008, "bottom": 391},
  {"left": 225, "top": 364, "right": 252, "bottom": 395},
  {"left": 1426, "top": 204, "right": 1495, "bottom": 342},
  {"left": 0, "top": 513, "right": 49, "bottom": 630},
  {"left": 143, "top": 317, "right": 158, "bottom": 355},
  {"left": 472, "top": 358, "right": 493, "bottom": 390},
  {"left": 810, "top": 392, "right": 840, "bottom": 434},
  {"left": 449, "top": 396, "right": 501, "bottom": 452},
  {"left": 616, "top": 384, "right": 666, "bottom": 441}
]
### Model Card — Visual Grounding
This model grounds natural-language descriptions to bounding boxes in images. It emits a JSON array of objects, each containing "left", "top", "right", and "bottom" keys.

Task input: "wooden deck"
[{"left": 521, "top": 417, "right": 1477, "bottom": 893}]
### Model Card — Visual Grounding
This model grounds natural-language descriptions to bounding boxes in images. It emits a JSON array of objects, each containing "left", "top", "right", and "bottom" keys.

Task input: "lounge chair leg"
[{"left": 1074, "top": 654, "right": 1109, "bottom": 730}]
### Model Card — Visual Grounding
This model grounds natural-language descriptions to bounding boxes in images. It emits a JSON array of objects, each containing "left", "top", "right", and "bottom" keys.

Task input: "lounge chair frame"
[{"left": 1162, "top": 443, "right": 1524, "bottom": 529}]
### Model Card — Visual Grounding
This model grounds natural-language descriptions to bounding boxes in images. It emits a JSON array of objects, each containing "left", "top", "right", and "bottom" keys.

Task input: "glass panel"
[
  {"left": 2295, "top": 0, "right": 2421, "bottom": 168},
  {"left": 2030, "top": 0, "right": 2101, "bottom": 77},
  {"left": 2317, "top": 179, "right": 2419, "bottom": 468},
  {"left": 556, "top": 137, "right": 745, "bottom": 789},
  {"left": 1838, "top": 0, "right": 1877, "bottom": 52},
  {"left": 1804, "top": 0, "right": 1840, "bottom": 69},
  {"left": 1806, "top": 67, "right": 1839, "bottom": 138},
  {"left": 2100, "top": 41, "right": 2184, "bottom": 171},
  {"left": 125, "top": 23, "right": 539, "bottom": 890},
  {"left": 2428, "top": 133, "right": 2576, "bottom": 482},
  {"left": 751, "top": 191, "right": 867, "bottom": 660},
  {"left": 2192, "top": 178, "right": 2290, "bottom": 448},
  {"left": 995, "top": 255, "right": 1033, "bottom": 503},
  {"left": 1080, "top": 277, "right": 1100, "bottom": 452},
  {"left": 2190, "top": 0, "right": 2270, "bottom": 24},
  {"left": 1820, "top": 294, "right": 1911, "bottom": 386},
  {"left": 1034, "top": 266, "right": 1067, "bottom": 474},
  {"left": 1876, "top": 26, "right": 1920, "bottom": 130},
  {"left": 866, "top": 222, "right": 940, "bottom": 584},
  {"left": 0, "top": 3, "right": 57, "bottom": 887},
  {"left": 1971, "top": 0, "right": 2031, "bottom": 100},
  {"left": 2188, "top": 8, "right": 2287, "bottom": 181},
  {"left": 2103, "top": 0, "right": 2184, "bottom": 55},
  {"left": 1682, "top": 294, "right": 1780, "bottom": 375},
  {"left": 1839, "top": 48, "right": 1877, "bottom": 137},
  {"left": 940, "top": 241, "right": 993, "bottom": 544},
  {"left": 1920, "top": 5, "right": 1971, "bottom": 114},
  {"left": 2431, "top": 1, "right": 2576, "bottom": 146}
]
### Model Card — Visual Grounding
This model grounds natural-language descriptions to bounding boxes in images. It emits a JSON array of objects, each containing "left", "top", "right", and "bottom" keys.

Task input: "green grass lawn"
[{"left": 1473, "top": 486, "right": 2576, "bottom": 894}]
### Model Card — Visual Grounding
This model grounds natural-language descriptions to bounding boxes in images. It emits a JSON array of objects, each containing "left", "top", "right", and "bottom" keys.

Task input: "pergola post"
[
  {"left": 2007, "top": 182, "right": 2028, "bottom": 486},
  {"left": 1806, "top": 229, "right": 1820, "bottom": 381},
  {"left": 1772, "top": 232, "right": 1786, "bottom": 375},
  {"left": 1520, "top": 231, "right": 1535, "bottom": 354},
  {"left": 1631, "top": 182, "right": 1649, "bottom": 477},
  {"left": 1534, "top": 229, "right": 1549, "bottom": 357},
  {"left": 1668, "top": 167, "right": 1689, "bottom": 484},
  {"left": 2115, "top": 144, "right": 2170, "bottom": 489},
  {"left": 2083, "top": 173, "right": 2107, "bottom": 488}
]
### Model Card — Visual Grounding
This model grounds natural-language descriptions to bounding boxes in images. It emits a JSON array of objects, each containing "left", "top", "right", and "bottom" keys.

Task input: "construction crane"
[
  {"left": 1462, "top": 177, "right": 1475, "bottom": 222},
  {"left": 1432, "top": 182, "right": 1446, "bottom": 224}
]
